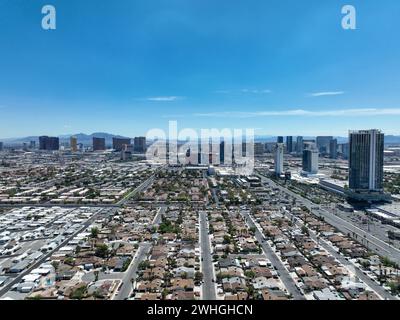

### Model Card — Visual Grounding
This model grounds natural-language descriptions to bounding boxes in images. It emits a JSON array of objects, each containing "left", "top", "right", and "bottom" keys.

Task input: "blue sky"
[{"left": 1, "top": 0, "right": 400, "bottom": 138}]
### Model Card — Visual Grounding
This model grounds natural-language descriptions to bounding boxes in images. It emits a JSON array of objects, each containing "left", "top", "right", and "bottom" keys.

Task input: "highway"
[
  {"left": 199, "top": 211, "right": 216, "bottom": 300},
  {"left": 285, "top": 211, "right": 397, "bottom": 300},
  {"left": 240, "top": 210, "right": 305, "bottom": 300},
  {"left": 333, "top": 209, "right": 400, "bottom": 251},
  {"left": 256, "top": 172, "right": 400, "bottom": 265},
  {"left": 317, "top": 236, "right": 397, "bottom": 300},
  {"left": 117, "top": 175, "right": 155, "bottom": 205}
]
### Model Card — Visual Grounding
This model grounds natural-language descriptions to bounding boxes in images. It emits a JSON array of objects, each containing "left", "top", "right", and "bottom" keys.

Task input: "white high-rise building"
[{"left": 274, "top": 143, "right": 284, "bottom": 175}]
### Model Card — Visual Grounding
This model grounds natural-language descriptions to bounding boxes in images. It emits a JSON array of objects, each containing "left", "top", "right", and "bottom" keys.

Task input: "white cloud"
[
  {"left": 215, "top": 89, "right": 272, "bottom": 94},
  {"left": 241, "top": 89, "right": 272, "bottom": 94},
  {"left": 309, "top": 91, "right": 344, "bottom": 97},
  {"left": 146, "top": 96, "right": 184, "bottom": 102},
  {"left": 194, "top": 108, "right": 400, "bottom": 118},
  {"left": 215, "top": 90, "right": 231, "bottom": 94}
]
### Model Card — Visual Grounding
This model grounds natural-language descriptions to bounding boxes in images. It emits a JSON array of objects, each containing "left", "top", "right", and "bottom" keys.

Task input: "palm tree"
[{"left": 130, "top": 278, "right": 135, "bottom": 293}]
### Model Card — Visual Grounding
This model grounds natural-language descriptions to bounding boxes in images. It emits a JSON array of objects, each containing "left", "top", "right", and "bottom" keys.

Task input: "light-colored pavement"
[
  {"left": 286, "top": 211, "right": 397, "bottom": 300},
  {"left": 117, "top": 175, "right": 155, "bottom": 205},
  {"left": 199, "top": 211, "right": 216, "bottom": 300},
  {"left": 114, "top": 203, "right": 166, "bottom": 299},
  {"left": 114, "top": 242, "right": 152, "bottom": 300},
  {"left": 241, "top": 210, "right": 305, "bottom": 300},
  {"left": 316, "top": 235, "right": 397, "bottom": 300},
  {"left": 256, "top": 173, "right": 400, "bottom": 264},
  {"left": 0, "top": 208, "right": 104, "bottom": 297},
  {"left": 152, "top": 205, "right": 166, "bottom": 225}
]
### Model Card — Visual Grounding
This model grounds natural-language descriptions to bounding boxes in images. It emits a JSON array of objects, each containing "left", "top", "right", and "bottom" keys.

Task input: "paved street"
[
  {"left": 285, "top": 211, "right": 397, "bottom": 300},
  {"left": 113, "top": 204, "right": 165, "bottom": 300},
  {"left": 256, "top": 172, "right": 400, "bottom": 264},
  {"left": 114, "top": 242, "right": 152, "bottom": 300},
  {"left": 0, "top": 208, "right": 104, "bottom": 297},
  {"left": 199, "top": 211, "right": 216, "bottom": 300},
  {"left": 117, "top": 175, "right": 156, "bottom": 205},
  {"left": 316, "top": 235, "right": 397, "bottom": 300},
  {"left": 152, "top": 205, "right": 166, "bottom": 225},
  {"left": 333, "top": 209, "right": 400, "bottom": 250},
  {"left": 240, "top": 210, "right": 305, "bottom": 300}
]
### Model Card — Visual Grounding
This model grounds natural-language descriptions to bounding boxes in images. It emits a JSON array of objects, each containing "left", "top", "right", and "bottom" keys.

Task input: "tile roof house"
[
  {"left": 170, "top": 278, "right": 194, "bottom": 291},
  {"left": 173, "top": 266, "right": 195, "bottom": 278},
  {"left": 261, "top": 289, "right": 289, "bottom": 300},
  {"left": 222, "top": 277, "right": 246, "bottom": 292},
  {"left": 252, "top": 277, "right": 280, "bottom": 290}
]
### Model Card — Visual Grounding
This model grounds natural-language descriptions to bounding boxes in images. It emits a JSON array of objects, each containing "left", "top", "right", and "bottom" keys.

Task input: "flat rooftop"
[{"left": 375, "top": 203, "right": 400, "bottom": 217}]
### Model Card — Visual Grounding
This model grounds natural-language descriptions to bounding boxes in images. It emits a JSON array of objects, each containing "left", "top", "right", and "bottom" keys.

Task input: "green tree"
[
  {"left": 194, "top": 271, "right": 203, "bottom": 282},
  {"left": 51, "top": 261, "right": 60, "bottom": 271},
  {"left": 70, "top": 285, "right": 87, "bottom": 300},
  {"left": 223, "top": 235, "right": 232, "bottom": 244},
  {"left": 244, "top": 270, "right": 256, "bottom": 279},
  {"left": 301, "top": 225, "right": 309, "bottom": 236},
  {"left": 91, "top": 227, "right": 99, "bottom": 239},
  {"left": 95, "top": 244, "right": 109, "bottom": 258},
  {"left": 138, "top": 260, "right": 151, "bottom": 270}
]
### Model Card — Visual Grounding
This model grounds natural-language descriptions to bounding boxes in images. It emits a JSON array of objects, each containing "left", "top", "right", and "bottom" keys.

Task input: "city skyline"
[
  {"left": 3, "top": 129, "right": 400, "bottom": 143},
  {"left": 2, "top": 0, "right": 400, "bottom": 307},
  {"left": 1, "top": 0, "right": 400, "bottom": 137}
]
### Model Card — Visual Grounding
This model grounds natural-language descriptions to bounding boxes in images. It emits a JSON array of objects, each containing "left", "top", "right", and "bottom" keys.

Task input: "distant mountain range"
[
  {"left": 1, "top": 132, "right": 131, "bottom": 146},
  {"left": 382, "top": 135, "right": 400, "bottom": 144},
  {"left": 253, "top": 136, "right": 348, "bottom": 143},
  {"left": 245, "top": 135, "right": 400, "bottom": 145},
  {"left": 2, "top": 133, "right": 400, "bottom": 146}
]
